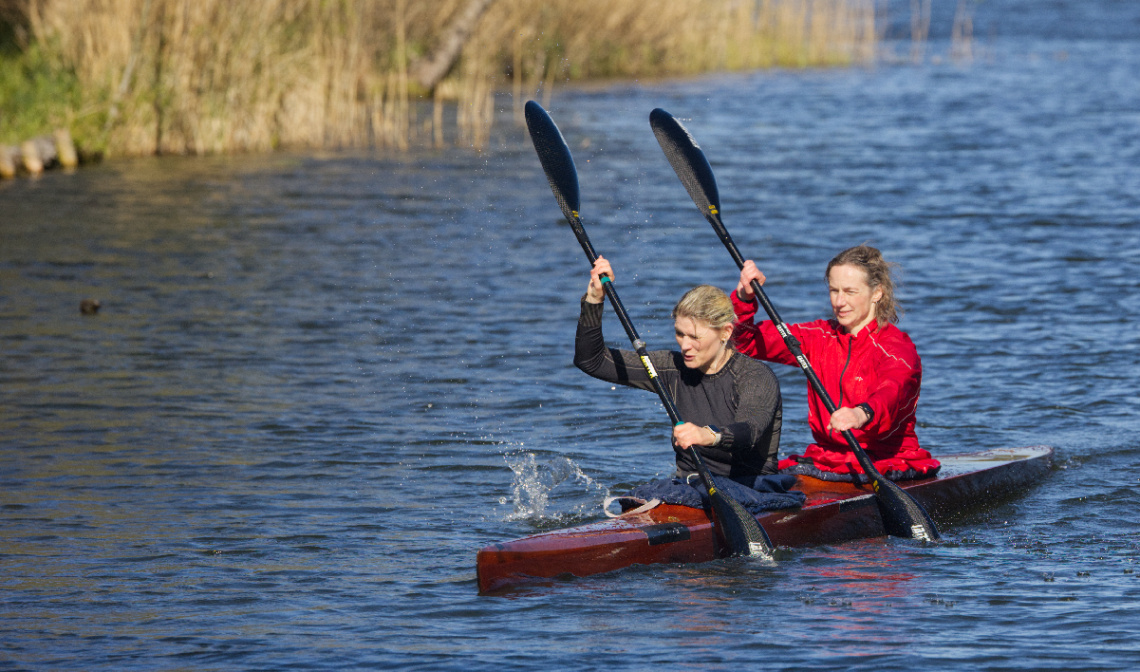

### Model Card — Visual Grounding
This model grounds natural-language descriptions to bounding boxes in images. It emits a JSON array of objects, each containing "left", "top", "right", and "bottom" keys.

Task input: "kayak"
[{"left": 477, "top": 445, "right": 1054, "bottom": 593}]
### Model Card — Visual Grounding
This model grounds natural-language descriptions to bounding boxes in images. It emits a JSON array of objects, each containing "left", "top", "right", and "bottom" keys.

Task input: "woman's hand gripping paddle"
[
  {"left": 649, "top": 107, "right": 940, "bottom": 542},
  {"left": 524, "top": 100, "right": 774, "bottom": 558}
]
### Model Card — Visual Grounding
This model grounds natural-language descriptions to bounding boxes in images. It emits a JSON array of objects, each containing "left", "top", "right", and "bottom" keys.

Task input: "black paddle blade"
[
  {"left": 649, "top": 108, "right": 722, "bottom": 221},
  {"left": 875, "top": 478, "right": 941, "bottom": 541},
  {"left": 525, "top": 101, "right": 581, "bottom": 222},
  {"left": 709, "top": 488, "right": 775, "bottom": 557}
]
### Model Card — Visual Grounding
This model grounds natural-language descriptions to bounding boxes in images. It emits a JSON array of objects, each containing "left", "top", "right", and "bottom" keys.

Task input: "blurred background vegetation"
[{"left": 0, "top": 0, "right": 881, "bottom": 156}]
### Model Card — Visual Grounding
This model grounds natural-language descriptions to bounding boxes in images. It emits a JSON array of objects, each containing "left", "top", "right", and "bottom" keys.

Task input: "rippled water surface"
[{"left": 2, "top": 4, "right": 1139, "bottom": 670}]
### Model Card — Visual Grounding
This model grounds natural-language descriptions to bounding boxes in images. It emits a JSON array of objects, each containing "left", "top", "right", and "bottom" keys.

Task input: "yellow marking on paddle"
[
  {"left": 708, "top": 205, "right": 718, "bottom": 215},
  {"left": 572, "top": 210, "right": 580, "bottom": 217},
  {"left": 640, "top": 355, "right": 658, "bottom": 378}
]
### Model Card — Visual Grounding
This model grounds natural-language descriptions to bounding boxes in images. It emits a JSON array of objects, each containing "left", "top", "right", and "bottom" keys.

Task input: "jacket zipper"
[{"left": 838, "top": 337, "right": 853, "bottom": 408}]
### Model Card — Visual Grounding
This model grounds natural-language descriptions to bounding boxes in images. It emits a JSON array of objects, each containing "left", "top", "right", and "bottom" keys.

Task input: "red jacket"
[{"left": 732, "top": 292, "right": 939, "bottom": 478}]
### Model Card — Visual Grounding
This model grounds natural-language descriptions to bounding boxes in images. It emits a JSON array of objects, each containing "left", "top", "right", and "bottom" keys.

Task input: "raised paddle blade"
[
  {"left": 524, "top": 101, "right": 581, "bottom": 223},
  {"left": 650, "top": 107, "right": 941, "bottom": 543},
  {"left": 649, "top": 108, "right": 722, "bottom": 221}
]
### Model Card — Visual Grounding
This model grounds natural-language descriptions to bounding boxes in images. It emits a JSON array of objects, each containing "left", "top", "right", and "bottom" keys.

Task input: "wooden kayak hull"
[{"left": 476, "top": 446, "right": 1054, "bottom": 593}]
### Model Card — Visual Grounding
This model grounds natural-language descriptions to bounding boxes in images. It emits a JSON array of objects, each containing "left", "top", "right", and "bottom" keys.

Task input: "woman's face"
[
  {"left": 674, "top": 316, "right": 730, "bottom": 372},
  {"left": 828, "top": 264, "right": 883, "bottom": 335}
]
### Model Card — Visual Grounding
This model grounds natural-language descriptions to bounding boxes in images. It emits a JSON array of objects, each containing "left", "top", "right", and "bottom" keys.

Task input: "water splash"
[{"left": 499, "top": 452, "right": 610, "bottom": 523}]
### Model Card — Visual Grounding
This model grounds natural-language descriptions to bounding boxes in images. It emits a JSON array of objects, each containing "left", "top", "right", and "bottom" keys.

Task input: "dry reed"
[
  {"left": 951, "top": 0, "right": 975, "bottom": 63},
  {"left": 12, "top": 0, "right": 879, "bottom": 156}
]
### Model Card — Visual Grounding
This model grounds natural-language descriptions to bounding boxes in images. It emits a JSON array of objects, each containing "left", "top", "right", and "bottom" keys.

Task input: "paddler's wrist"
[{"left": 856, "top": 403, "right": 874, "bottom": 426}]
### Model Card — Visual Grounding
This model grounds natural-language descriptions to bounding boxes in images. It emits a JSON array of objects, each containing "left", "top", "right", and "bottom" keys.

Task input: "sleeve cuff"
[
  {"left": 579, "top": 297, "right": 604, "bottom": 328},
  {"left": 731, "top": 290, "right": 758, "bottom": 321}
]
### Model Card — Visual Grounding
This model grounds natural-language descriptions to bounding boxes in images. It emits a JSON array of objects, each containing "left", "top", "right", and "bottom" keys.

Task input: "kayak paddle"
[
  {"left": 649, "top": 107, "right": 940, "bottom": 542},
  {"left": 524, "top": 100, "right": 774, "bottom": 558}
]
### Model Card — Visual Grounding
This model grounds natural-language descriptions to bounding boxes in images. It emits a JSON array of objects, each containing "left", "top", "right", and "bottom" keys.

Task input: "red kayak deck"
[{"left": 477, "top": 446, "right": 1054, "bottom": 593}]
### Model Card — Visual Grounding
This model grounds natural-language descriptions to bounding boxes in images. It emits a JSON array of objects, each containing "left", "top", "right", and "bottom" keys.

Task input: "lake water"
[{"left": 2, "top": 3, "right": 1139, "bottom": 670}]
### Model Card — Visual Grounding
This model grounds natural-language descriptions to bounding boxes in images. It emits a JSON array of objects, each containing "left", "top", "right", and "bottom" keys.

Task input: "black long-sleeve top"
[{"left": 574, "top": 298, "right": 782, "bottom": 477}]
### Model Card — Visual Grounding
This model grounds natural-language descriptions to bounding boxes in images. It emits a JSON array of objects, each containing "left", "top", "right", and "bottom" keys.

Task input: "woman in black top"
[{"left": 574, "top": 257, "right": 783, "bottom": 478}]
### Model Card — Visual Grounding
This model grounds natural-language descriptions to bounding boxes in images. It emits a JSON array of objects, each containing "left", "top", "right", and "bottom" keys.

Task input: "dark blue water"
[{"left": 2, "top": 5, "right": 1139, "bottom": 670}]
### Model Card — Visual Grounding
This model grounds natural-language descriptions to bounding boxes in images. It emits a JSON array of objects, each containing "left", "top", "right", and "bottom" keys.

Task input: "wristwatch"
[
  {"left": 856, "top": 403, "right": 874, "bottom": 423},
  {"left": 704, "top": 425, "right": 723, "bottom": 446}
]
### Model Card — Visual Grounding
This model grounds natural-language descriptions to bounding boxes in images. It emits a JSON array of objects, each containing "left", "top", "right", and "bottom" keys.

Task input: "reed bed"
[{"left": 3, "top": 0, "right": 879, "bottom": 156}]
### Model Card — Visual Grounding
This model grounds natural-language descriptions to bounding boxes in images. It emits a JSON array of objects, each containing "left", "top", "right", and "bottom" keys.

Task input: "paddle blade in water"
[
  {"left": 525, "top": 101, "right": 581, "bottom": 222},
  {"left": 875, "top": 478, "right": 941, "bottom": 541},
  {"left": 649, "top": 108, "right": 721, "bottom": 220},
  {"left": 710, "top": 489, "right": 775, "bottom": 557}
]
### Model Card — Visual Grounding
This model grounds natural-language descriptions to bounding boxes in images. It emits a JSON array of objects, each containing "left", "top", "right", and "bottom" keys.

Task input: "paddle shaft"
[
  {"left": 570, "top": 216, "right": 715, "bottom": 473},
  {"left": 526, "top": 100, "right": 774, "bottom": 555},
  {"left": 576, "top": 223, "right": 778, "bottom": 554},
  {"left": 571, "top": 214, "right": 780, "bottom": 554},
  {"left": 712, "top": 219, "right": 883, "bottom": 480},
  {"left": 649, "top": 106, "right": 939, "bottom": 541}
]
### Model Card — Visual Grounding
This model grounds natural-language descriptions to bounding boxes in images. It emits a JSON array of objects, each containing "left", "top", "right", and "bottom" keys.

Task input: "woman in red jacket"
[{"left": 732, "top": 245, "right": 940, "bottom": 482}]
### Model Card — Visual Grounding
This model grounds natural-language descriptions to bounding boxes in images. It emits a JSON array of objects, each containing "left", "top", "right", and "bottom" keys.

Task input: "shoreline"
[{"left": 0, "top": 127, "right": 89, "bottom": 179}]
